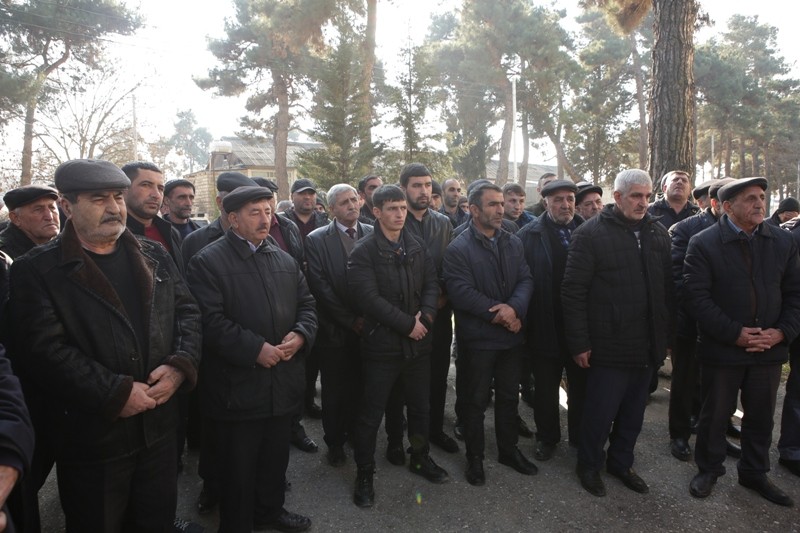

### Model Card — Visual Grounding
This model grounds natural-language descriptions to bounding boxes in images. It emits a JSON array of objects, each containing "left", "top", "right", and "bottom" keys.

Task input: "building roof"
[
  {"left": 214, "top": 136, "right": 323, "bottom": 169},
  {"left": 484, "top": 160, "right": 558, "bottom": 187}
]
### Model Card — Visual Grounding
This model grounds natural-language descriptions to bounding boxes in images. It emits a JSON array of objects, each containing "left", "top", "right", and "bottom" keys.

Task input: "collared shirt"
[
  {"left": 231, "top": 230, "right": 263, "bottom": 252},
  {"left": 335, "top": 220, "right": 357, "bottom": 237},
  {"left": 726, "top": 216, "right": 759, "bottom": 239}
]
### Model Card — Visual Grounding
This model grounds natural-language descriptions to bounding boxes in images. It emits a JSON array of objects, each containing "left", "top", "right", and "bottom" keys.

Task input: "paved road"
[{"left": 39, "top": 363, "right": 799, "bottom": 532}]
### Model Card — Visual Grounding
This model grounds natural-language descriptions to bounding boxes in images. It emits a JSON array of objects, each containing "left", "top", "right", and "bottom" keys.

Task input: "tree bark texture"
[
  {"left": 496, "top": 88, "right": 513, "bottom": 186},
  {"left": 519, "top": 111, "right": 529, "bottom": 187},
  {"left": 648, "top": 0, "right": 697, "bottom": 183},
  {"left": 272, "top": 70, "right": 291, "bottom": 201},
  {"left": 630, "top": 33, "right": 649, "bottom": 169},
  {"left": 358, "top": 0, "right": 377, "bottom": 166}
]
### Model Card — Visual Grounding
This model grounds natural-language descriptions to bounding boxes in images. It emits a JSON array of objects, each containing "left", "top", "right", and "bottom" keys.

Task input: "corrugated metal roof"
[{"left": 219, "top": 137, "right": 322, "bottom": 168}]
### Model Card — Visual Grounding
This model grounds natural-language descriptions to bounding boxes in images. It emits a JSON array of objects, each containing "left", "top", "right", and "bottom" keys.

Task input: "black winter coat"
[
  {"left": 8, "top": 222, "right": 201, "bottom": 461},
  {"left": 187, "top": 231, "right": 317, "bottom": 421},
  {"left": 306, "top": 221, "right": 373, "bottom": 347},
  {"left": 0, "top": 344, "right": 33, "bottom": 478},
  {"left": 347, "top": 225, "right": 439, "bottom": 360},
  {"left": 181, "top": 217, "right": 225, "bottom": 266},
  {"left": 647, "top": 198, "right": 700, "bottom": 230},
  {"left": 562, "top": 205, "right": 674, "bottom": 367},
  {"left": 126, "top": 215, "right": 185, "bottom": 275},
  {"left": 683, "top": 215, "right": 800, "bottom": 366},
  {"left": 443, "top": 222, "right": 533, "bottom": 351},
  {"left": 518, "top": 214, "right": 584, "bottom": 358},
  {"left": 0, "top": 223, "right": 38, "bottom": 260}
]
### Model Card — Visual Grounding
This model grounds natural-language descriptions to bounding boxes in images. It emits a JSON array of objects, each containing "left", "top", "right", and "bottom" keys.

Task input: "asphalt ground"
[{"left": 39, "top": 360, "right": 799, "bottom": 532}]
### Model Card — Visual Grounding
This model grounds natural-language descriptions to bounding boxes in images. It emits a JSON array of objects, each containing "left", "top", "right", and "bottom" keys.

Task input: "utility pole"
[{"left": 131, "top": 93, "right": 138, "bottom": 161}]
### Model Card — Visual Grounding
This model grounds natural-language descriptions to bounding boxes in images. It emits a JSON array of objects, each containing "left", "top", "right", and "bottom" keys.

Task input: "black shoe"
[
  {"left": 779, "top": 457, "right": 800, "bottom": 477},
  {"left": 465, "top": 456, "right": 485, "bottom": 486},
  {"left": 430, "top": 431, "right": 460, "bottom": 453},
  {"left": 498, "top": 447, "right": 538, "bottom": 476},
  {"left": 386, "top": 443, "right": 405, "bottom": 466},
  {"left": 305, "top": 401, "right": 323, "bottom": 420},
  {"left": 670, "top": 438, "right": 692, "bottom": 462},
  {"left": 453, "top": 422, "right": 464, "bottom": 441},
  {"left": 409, "top": 453, "right": 449, "bottom": 483},
  {"left": 520, "top": 387, "right": 534, "bottom": 407},
  {"left": 739, "top": 476, "right": 794, "bottom": 507},
  {"left": 608, "top": 467, "right": 649, "bottom": 494},
  {"left": 726, "top": 439, "right": 741, "bottom": 458},
  {"left": 353, "top": 465, "right": 375, "bottom": 508},
  {"left": 689, "top": 472, "right": 718, "bottom": 498},
  {"left": 254, "top": 509, "right": 312, "bottom": 532},
  {"left": 196, "top": 486, "right": 218, "bottom": 515},
  {"left": 327, "top": 445, "right": 346, "bottom": 467},
  {"left": 576, "top": 466, "right": 605, "bottom": 497},
  {"left": 534, "top": 441, "right": 556, "bottom": 462},
  {"left": 291, "top": 435, "right": 319, "bottom": 453},
  {"left": 726, "top": 420, "right": 742, "bottom": 439},
  {"left": 174, "top": 517, "right": 204, "bottom": 533},
  {"left": 689, "top": 415, "right": 698, "bottom": 435},
  {"left": 517, "top": 416, "right": 534, "bottom": 438}
]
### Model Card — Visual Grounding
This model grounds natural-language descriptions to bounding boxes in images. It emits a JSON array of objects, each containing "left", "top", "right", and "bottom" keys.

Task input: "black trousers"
[
  {"left": 215, "top": 415, "right": 291, "bottom": 533},
  {"left": 198, "top": 416, "right": 218, "bottom": 494},
  {"left": 531, "top": 353, "right": 587, "bottom": 446},
  {"left": 57, "top": 433, "right": 177, "bottom": 533},
  {"left": 695, "top": 362, "right": 781, "bottom": 479},
  {"left": 779, "top": 351, "right": 800, "bottom": 461},
  {"left": 6, "top": 429, "right": 54, "bottom": 533},
  {"left": 304, "top": 346, "right": 320, "bottom": 407},
  {"left": 668, "top": 335, "right": 701, "bottom": 440},
  {"left": 578, "top": 365, "right": 650, "bottom": 473},
  {"left": 459, "top": 347, "right": 520, "bottom": 459},
  {"left": 319, "top": 336, "right": 361, "bottom": 448},
  {"left": 354, "top": 354, "right": 430, "bottom": 467}
]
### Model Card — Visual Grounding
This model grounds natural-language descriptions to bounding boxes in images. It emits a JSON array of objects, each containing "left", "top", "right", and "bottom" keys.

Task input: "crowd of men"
[{"left": 0, "top": 158, "right": 798, "bottom": 533}]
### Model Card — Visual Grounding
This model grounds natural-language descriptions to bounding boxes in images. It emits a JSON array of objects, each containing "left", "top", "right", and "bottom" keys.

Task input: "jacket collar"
[
  {"left": 466, "top": 219, "right": 508, "bottom": 249},
  {"left": 718, "top": 213, "right": 773, "bottom": 243},
  {"left": 599, "top": 204, "right": 655, "bottom": 228},
  {"left": 225, "top": 228, "right": 278, "bottom": 259}
]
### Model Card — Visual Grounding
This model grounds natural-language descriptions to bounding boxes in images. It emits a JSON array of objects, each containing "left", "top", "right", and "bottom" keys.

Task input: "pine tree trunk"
[
  {"left": 630, "top": 33, "right": 648, "bottom": 169},
  {"left": 272, "top": 70, "right": 291, "bottom": 201},
  {"left": 518, "top": 112, "right": 529, "bottom": 187},
  {"left": 20, "top": 95, "right": 37, "bottom": 186},
  {"left": 496, "top": 89, "right": 513, "bottom": 186},
  {"left": 724, "top": 132, "right": 732, "bottom": 177},
  {"left": 358, "top": 0, "right": 377, "bottom": 168},
  {"left": 648, "top": 0, "right": 697, "bottom": 182}
]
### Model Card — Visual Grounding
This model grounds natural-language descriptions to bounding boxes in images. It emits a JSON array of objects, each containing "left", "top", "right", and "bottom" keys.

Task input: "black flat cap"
[
  {"left": 708, "top": 178, "right": 736, "bottom": 200},
  {"left": 54, "top": 159, "right": 130, "bottom": 193},
  {"left": 216, "top": 172, "right": 257, "bottom": 192},
  {"left": 575, "top": 182, "right": 603, "bottom": 203},
  {"left": 431, "top": 180, "right": 443, "bottom": 197},
  {"left": 777, "top": 197, "right": 800, "bottom": 214},
  {"left": 466, "top": 179, "right": 492, "bottom": 195},
  {"left": 541, "top": 179, "right": 578, "bottom": 197},
  {"left": 252, "top": 177, "right": 279, "bottom": 192},
  {"left": 3, "top": 185, "right": 59, "bottom": 210},
  {"left": 717, "top": 177, "right": 768, "bottom": 203},
  {"left": 291, "top": 178, "right": 317, "bottom": 194},
  {"left": 164, "top": 178, "right": 195, "bottom": 196},
  {"left": 222, "top": 185, "right": 273, "bottom": 213},
  {"left": 692, "top": 181, "right": 712, "bottom": 200}
]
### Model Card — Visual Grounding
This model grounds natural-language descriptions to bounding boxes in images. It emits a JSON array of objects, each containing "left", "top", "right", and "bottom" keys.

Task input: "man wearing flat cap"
[
  {"left": 187, "top": 185, "right": 316, "bottom": 533},
  {"left": 163, "top": 178, "right": 201, "bottom": 240},
  {"left": 685, "top": 176, "right": 800, "bottom": 507},
  {"left": 0, "top": 185, "right": 60, "bottom": 259},
  {"left": 7, "top": 158, "right": 201, "bottom": 531},
  {"left": 692, "top": 181, "right": 712, "bottom": 211},
  {"left": 518, "top": 179, "right": 587, "bottom": 462},
  {"left": 575, "top": 182, "right": 603, "bottom": 221}
]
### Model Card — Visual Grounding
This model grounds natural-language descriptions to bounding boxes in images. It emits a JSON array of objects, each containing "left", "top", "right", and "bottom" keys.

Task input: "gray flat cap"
[
  {"left": 717, "top": 177, "right": 768, "bottom": 203},
  {"left": 54, "top": 159, "right": 130, "bottom": 193},
  {"left": 222, "top": 185, "right": 273, "bottom": 213}
]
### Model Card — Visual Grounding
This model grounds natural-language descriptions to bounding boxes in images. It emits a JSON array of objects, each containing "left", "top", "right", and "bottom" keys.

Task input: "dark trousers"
[
  {"left": 459, "top": 347, "right": 520, "bottom": 459},
  {"left": 354, "top": 354, "right": 430, "bottom": 467},
  {"left": 319, "top": 337, "right": 361, "bottom": 448},
  {"left": 198, "top": 416, "right": 218, "bottom": 495},
  {"left": 56, "top": 433, "right": 177, "bottom": 533},
  {"left": 695, "top": 362, "right": 781, "bottom": 479},
  {"left": 578, "top": 365, "right": 650, "bottom": 473},
  {"left": 531, "top": 353, "right": 587, "bottom": 446},
  {"left": 6, "top": 430, "right": 55, "bottom": 533},
  {"left": 779, "top": 351, "right": 800, "bottom": 460},
  {"left": 215, "top": 415, "right": 291, "bottom": 533},
  {"left": 304, "top": 347, "right": 320, "bottom": 407},
  {"left": 668, "top": 335, "right": 701, "bottom": 439}
]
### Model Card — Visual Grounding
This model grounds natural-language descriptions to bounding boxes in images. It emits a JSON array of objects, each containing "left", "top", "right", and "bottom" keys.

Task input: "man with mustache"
[
  {"left": 121, "top": 161, "right": 184, "bottom": 274},
  {"left": 563, "top": 169, "right": 673, "bottom": 497},
  {"left": 163, "top": 178, "right": 201, "bottom": 241},
  {"left": 8, "top": 159, "right": 201, "bottom": 531}
]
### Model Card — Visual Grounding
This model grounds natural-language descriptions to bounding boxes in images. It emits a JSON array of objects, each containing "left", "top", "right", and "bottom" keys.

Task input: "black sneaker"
[{"left": 174, "top": 517, "right": 204, "bottom": 533}]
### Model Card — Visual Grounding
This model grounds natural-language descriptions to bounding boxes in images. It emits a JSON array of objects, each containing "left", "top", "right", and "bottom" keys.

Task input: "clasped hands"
[
  {"left": 489, "top": 303, "right": 521, "bottom": 333},
  {"left": 120, "top": 364, "right": 185, "bottom": 418},
  {"left": 736, "top": 327, "right": 784, "bottom": 353},
  {"left": 257, "top": 331, "right": 306, "bottom": 368}
]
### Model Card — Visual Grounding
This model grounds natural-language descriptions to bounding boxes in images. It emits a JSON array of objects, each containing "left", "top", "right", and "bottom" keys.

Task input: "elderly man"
[
  {"left": 575, "top": 182, "right": 603, "bottom": 221},
  {"left": 502, "top": 183, "right": 535, "bottom": 231},
  {"left": 648, "top": 170, "right": 700, "bottom": 230},
  {"left": 692, "top": 181, "right": 712, "bottom": 211},
  {"left": 444, "top": 182, "right": 536, "bottom": 486},
  {"left": 357, "top": 175, "right": 383, "bottom": 225},
  {"left": 685, "top": 177, "right": 800, "bottom": 507},
  {"left": 0, "top": 185, "right": 60, "bottom": 259},
  {"left": 121, "top": 161, "right": 183, "bottom": 272},
  {"left": 8, "top": 158, "right": 201, "bottom": 532},
  {"left": 348, "top": 184, "right": 448, "bottom": 508},
  {"left": 305, "top": 184, "right": 373, "bottom": 467},
  {"left": 440, "top": 178, "right": 469, "bottom": 228},
  {"left": 518, "top": 180, "right": 587, "bottom": 462},
  {"left": 187, "top": 185, "right": 316, "bottom": 532},
  {"left": 562, "top": 169, "right": 673, "bottom": 497},
  {"left": 531, "top": 173, "right": 557, "bottom": 217},
  {"left": 163, "top": 178, "right": 201, "bottom": 240}
]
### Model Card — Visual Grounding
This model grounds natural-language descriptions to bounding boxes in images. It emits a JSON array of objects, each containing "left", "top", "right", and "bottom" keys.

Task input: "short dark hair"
[
  {"left": 502, "top": 183, "right": 525, "bottom": 196},
  {"left": 372, "top": 184, "right": 406, "bottom": 209},
  {"left": 357, "top": 174, "right": 381, "bottom": 193},
  {"left": 469, "top": 183, "right": 502, "bottom": 207},
  {"left": 121, "top": 161, "right": 162, "bottom": 181},
  {"left": 399, "top": 163, "right": 432, "bottom": 188}
]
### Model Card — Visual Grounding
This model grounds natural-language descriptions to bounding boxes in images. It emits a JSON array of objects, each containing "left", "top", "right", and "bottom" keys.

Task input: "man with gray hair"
[
  {"left": 305, "top": 184, "right": 373, "bottom": 467},
  {"left": 562, "top": 169, "right": 674, "bottom": 497}
]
